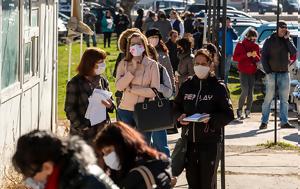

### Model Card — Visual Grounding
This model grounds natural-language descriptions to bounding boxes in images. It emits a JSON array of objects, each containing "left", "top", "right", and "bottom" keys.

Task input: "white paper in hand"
[
  {"left": 183, "top": 113, "right": 210, "bottom": 123},
  {"left": 85, "top": 89, "right": 113, "bottom": 126}
]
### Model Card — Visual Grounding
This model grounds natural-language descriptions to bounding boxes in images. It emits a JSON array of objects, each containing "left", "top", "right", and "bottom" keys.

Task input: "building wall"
[{"left": 0, "top": 0, "right": 58, "bottom": 184}]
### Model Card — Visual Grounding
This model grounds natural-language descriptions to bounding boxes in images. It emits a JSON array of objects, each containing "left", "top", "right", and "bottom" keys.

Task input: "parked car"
[
  {"left": 161, "top": 7, "right": 185, "bottom": 18},
  {"left": 238, "top": 22, "right": 298, "bottom": 44},
  {"left": 245, "top": 0, "right": 283, "bottom": 14},
  {"left": 58, "top": 18, "right": 67, "bottom": 42},
  {"left": 232, "top": 22, "right": 262, "bottom": 36},
  {"left": 186, "top": 4, "right": 237, "bottom": 13},
  {"left": 282, "top": 0, "right": 299, "bottom": 14}
]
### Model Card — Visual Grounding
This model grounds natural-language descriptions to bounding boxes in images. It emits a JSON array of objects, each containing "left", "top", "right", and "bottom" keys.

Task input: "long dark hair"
[
  {"left": 156, "top": 40, "right": 169, "bottom": 54},
  {"left": 94, "top": 122, "right": 164, "bottom": 176}
]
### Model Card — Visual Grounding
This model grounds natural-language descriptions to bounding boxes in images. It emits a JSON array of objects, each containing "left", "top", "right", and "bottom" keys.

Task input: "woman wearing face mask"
[
  {"left": 174, "top": 49, "right": 234, "bottom": 189},
  {"left": 94, "top": 122, "right": 172, "bottom": 189},
  {"left": 65, "top": 48, "right": 115, "bottom": 143},
  {"left": 12, "top": 130, "right": 118, "bottom": 189},
  {"left": 176, "top": 37, "right": 195, "bottom": 88},
  {"left": 233, "top": 28, "right": 260, "bottom": 119},
  {"left": 115, "top": 32, "right": 160, "bottom": 128},
  {"left": 146, "top": 28, "right": 175, "bottom": 96}
]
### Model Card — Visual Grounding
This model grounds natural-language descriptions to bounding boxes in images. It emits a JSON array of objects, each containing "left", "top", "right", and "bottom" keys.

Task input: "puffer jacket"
[
  {"left": 119, "top": 157, "right": 172, "bottom": 189},
  {"left": 174, "top": 76, "right": 234, "bottom": 144},
  {"left": 233, "top": 39, "right": 260, "bottom": 75},
  {"left": 58, "top": 137, "right": 119, "bottom": 189}
]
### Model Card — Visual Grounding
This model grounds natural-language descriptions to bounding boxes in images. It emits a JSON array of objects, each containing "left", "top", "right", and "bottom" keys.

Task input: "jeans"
[
  {"left": 261, "top": 72, "right": 290, "bottom": 124},
  {"left": 152, "top": 130, "right": 170, "bottom": 157},
  {"left": 85, "top": 33, "right": 97, "bottom": 47},
  {"left": 238, "top": 72, "right": 255, "bottom": 111},
  {"left": 117, "top": 109, "right": 136, "bottom": 127},
  {"left": 224, "top": 55, "right": 232, "bottom": 84}
]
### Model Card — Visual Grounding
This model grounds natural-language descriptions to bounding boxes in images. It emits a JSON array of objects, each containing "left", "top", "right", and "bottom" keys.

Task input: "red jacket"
[{"left": 233, "top": 39, "right": 260, "bottom": 75}]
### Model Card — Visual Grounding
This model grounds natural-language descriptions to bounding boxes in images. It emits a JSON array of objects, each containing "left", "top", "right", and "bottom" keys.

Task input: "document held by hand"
[
  {"left": 182, "top": 113, "right": 210, "bottom": 123},
  {"left": 85, "top": 89, "right": 112, "bottom": 126}
]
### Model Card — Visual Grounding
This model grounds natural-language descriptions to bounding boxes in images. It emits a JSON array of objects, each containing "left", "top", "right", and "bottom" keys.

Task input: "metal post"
[
  {"left": 274, "top": 74, "right": 277, "bottom": 144},
  {"left": 67, "top": 0, "right": 74, "bottom": 82},
  {"left": 245, "top": 0, "right": 248, "bottom": 12},
  {"left": 207, "top": 0, "right": 212, "bottom": 42},
  {"left": 80, "top": 0, "right": 84, "bottom": 58},
  {"left": 274, "top": 0, "right": 280, "bottom": 144},
  {"left": 221, "top": 0, "right": 227, "bottom": 188}
]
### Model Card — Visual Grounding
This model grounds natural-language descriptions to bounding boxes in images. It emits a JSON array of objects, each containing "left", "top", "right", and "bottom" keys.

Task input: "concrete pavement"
[{"left": 169, "top": 113, "right": 300, "bottom": 189}]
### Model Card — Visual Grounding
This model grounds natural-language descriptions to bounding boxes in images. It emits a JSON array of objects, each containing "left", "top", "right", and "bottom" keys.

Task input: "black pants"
[
  {"left": 185, "top": 142, "right": 221, "bottom": 189},
  {"left": 103, "top": 32, "right": 112, "bottom": 48}
]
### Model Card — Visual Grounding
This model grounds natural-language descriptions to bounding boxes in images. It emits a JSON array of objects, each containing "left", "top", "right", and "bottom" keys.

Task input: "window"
[
  {"left": 1, "top": 0, "right": 20, "bottom": 89},
  {"left": 23, "top": 0, "right": 39, "bottom": 82},
  {"left": 258, "top": 29, "right": 274, "bottom": 43}
]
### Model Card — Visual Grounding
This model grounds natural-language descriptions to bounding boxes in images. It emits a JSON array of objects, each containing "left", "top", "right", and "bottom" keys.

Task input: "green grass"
[
  {"left": 58, "top": 35, "right": 118, "bottom": 119},
  {"left": 257, "top": 141, "right": 300, "bottom": 151}
]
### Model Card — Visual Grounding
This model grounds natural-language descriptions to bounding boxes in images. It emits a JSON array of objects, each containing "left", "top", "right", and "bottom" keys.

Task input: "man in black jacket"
[{"left": 260, "top": 21, "right": 297, "bottom": 129}]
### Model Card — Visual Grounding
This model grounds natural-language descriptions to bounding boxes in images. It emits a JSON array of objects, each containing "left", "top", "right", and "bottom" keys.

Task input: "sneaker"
[
  {"left": 259, "top": 123, "right": 267, "bottom": 130},
  {"left": 237, "top": 109, "right": 243, "bottom": 119},
  {"left": 280, "top": 123, "right": 295, "bottom": 129},
  {"left": 245, "top": 109, "right": 251, "bottom": 118}
]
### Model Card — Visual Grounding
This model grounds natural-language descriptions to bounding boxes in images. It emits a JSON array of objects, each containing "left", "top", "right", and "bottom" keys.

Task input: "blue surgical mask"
[{"left": 24, "top": 178, "right": 46, "bottom": 189}]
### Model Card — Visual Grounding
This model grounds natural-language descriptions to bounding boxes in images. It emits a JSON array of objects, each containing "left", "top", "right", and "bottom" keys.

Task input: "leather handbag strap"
[{"left": 131, "top": 166, "right": 156, "bottom": 189}]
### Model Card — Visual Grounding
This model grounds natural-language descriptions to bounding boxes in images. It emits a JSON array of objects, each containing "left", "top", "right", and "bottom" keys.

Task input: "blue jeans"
[
  {"left": 261, "top": 73, "right": 290, "bottom": 124},
  {"left": 85, "top": 33, "right": 97, "bottom": 47},
  {"left": 117, "top": 109, "right": 136, "bottom": 127},
  {"left": 144, "top": 130, "right": 170, "bottom": 157},
  {"left": 224, "top": 55, "right": 232, "bottom": 84}
]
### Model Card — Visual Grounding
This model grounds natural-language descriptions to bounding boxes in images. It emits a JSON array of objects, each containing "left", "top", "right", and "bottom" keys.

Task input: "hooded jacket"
[
  {"left": 233, "top": 39, "right": 260, "bottom": 75},
  {"left": 174, "top": 76, "right": 234, "bottom": 143}
]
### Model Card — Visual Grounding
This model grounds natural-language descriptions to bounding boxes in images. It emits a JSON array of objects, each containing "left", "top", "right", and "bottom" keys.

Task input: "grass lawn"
[{"left": 57, "top": 36, "right": 263, "bottom": 120}]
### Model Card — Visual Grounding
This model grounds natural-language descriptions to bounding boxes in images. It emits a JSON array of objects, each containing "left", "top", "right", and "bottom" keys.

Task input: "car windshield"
[
  {"left": 260, "top": 0, "right": 273, "bottom": 2},
  {"left": 288, "top": 0, "right": 298, "bottom": 3}
]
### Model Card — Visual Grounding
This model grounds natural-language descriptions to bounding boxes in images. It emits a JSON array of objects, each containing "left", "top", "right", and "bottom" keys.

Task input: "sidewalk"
[{"left": 169, "top": 113, "right": 300, "bottom": 189}]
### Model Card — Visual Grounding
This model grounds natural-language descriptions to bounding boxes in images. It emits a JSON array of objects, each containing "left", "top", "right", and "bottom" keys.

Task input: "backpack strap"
[{"left": 130, "top": 165, "right": 156, "bottom": 189}]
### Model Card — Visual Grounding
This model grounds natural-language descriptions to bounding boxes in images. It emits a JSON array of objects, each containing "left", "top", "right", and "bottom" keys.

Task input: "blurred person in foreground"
[{"left": 12, "top": 130, "right": 118, "bottom": 189}]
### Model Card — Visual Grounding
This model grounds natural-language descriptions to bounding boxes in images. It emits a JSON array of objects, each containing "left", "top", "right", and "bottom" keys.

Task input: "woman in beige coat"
[{"left": 116, "top": 32, "right": 160, "bottom": 128}]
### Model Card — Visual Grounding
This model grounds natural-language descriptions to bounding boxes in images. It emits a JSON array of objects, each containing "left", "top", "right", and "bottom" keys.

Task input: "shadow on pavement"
[
  {"left": 283, "top": 133, "right": 299, "bottom": 143},
  {"left": 225, "top": 129, "right": 274, "bottom": 139}
]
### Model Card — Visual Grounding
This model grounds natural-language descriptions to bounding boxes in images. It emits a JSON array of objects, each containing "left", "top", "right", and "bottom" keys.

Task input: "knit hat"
[
  {"left": 278, "top": 21, "right": 287, "bottom": 28},
  {"left": 145, "top": 28, "right": 162, "bottom": 40}
]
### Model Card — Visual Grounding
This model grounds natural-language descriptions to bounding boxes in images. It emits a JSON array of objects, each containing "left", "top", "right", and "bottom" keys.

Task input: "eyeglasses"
[{"left": 279, "top": 26, "right": 287, "bottom": 29}]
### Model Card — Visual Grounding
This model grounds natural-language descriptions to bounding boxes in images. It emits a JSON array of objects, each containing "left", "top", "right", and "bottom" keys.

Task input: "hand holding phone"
[{"left": 284, "top": 30, "right": 290, "bottom": 39}]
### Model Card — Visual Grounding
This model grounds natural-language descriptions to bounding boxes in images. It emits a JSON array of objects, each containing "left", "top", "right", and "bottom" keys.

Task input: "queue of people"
[{"left": 12, "top": 6, "right": 297, "bottom": 188}]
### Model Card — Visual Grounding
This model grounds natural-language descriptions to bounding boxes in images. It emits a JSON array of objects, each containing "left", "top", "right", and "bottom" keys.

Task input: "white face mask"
[
  {"left": 24, "top": 178, "right": 45, "bottom": 189},
  {"left": 194, "top": 65, "right": 210, "bottom": 79},
  {"left": 103, "top": 151, "right": 121, "bottom": 170},
  {"left": 148, "top": 37, "right": 159, "bottom": 47},
  {"left": 130, "top": 44, "right": 145, "bottom": 57},
  {"left": 94, "top": 63, "right": 106, "bottom": 75}
]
